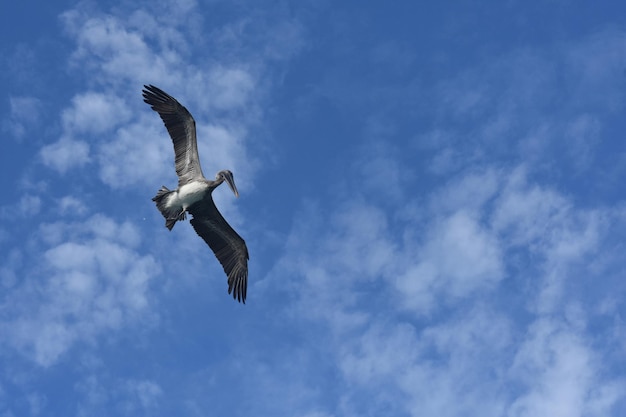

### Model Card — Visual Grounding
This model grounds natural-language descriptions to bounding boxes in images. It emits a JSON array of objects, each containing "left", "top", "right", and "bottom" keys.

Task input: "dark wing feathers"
[
  {"left": 142, "top": 85, "right": 205, "bottom": 185},
  {"left": 188, "top": 199, "right": 249, "bottom": 303}
]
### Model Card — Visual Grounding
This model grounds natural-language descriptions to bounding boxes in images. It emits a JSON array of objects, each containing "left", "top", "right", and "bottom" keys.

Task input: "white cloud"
[
  {"left": 62, "top": 11, "right": 175, "bottom": 85},
  {"left": 396, "top": 210, "right": 504, "bottom": 314},
  {"left": 62, "top": 92, "right": 131, "bottom": 135},
  {"left": 1, "top": 194, "right": 44, "bottom": 220},
  {"left": 206, "top": 66, "right": 256, "bottom": 111},
  {"left": 40, "top": 136, "right": 90, "bottom": 173},
  {"left": 57, "top": 195, "right": 88, "bottom": 216},
  {"left": 491, "top": 167, "right": 606, "bottom": 313},
  {"left": 339, "top": 321, "right": 419, "bottom": 384},
  {"left": 97, "top": 119, "right": 172, "bottom": 189},
  {"left": 195, "top": 122, "right": 252, "bottom": 185},
  {"left": 427, "top": 212, "right": 503, "bottom": 292},
  {"left": 124, "top": 379, "right": 163, "bottom": 410},
  {"left": 48, "top": 4, "right": 278, "bottom": 192},
  {"left": 492, "top": 167, "right": 571, "bottom": 247},
  {"left": 324, "top": 202, "right": 395, "bottom": 279},
  {"left": 508, "top": 317, "right": 624, "bottom": 417},
  {"left": 0, "top": 215, "right": 159, "bottom": 367},
  {"left": 269, "top": 156, "right": 625, "bottom": 416},
  {"left": 428, "top": 168, "right": 501, "bottom": 216},
  {"left": 274, "top": 200, "right": 395, "bottom": 333},
  {"left": 333, "top": 307, "right": 512, "bottom": 417}
]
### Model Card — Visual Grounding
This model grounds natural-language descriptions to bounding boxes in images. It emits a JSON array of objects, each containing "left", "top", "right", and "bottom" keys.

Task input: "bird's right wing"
[
  {"left": 142, "top": 85, "right": 205, "bottom": 185},
  {"left": 188, "top": 198, "right": 249, "bottom": 303}
]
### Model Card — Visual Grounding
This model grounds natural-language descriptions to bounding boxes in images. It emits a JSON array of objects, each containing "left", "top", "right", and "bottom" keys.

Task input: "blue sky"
[{"left": 1, "top": 0, "right": 626, "bottom": 415}]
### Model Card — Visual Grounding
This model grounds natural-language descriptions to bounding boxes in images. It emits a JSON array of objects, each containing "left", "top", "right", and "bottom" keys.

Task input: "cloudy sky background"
[{"left": 1, "top": 0, "right": 626, "bottom": 416}]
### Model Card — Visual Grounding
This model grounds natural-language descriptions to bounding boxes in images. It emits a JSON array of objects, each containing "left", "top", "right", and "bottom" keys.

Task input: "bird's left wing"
[
  {"left": 188, "top": 199, "right": 249, "bottom": 303},
  {"left": 142, "top": 85, "right": 205, "bottom": 185}
]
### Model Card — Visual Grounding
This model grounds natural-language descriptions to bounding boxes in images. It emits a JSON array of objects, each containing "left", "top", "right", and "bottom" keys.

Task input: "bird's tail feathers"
[
  {"left": 152, "top": 185, "right": 171, "bottom": 202},
  {"left": 152, "top": 186, "right": 185, "bottom": 231}
]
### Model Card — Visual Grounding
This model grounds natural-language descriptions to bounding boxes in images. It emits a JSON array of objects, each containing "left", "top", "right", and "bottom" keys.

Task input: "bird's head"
[{"left": 216, "top": 170, "right": 239, "bottom": 197}]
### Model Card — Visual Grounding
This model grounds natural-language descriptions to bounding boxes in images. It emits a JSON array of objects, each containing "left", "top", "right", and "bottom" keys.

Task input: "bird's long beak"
[{"left": 223, "top": 171, "right": 239, "bottom": 197}]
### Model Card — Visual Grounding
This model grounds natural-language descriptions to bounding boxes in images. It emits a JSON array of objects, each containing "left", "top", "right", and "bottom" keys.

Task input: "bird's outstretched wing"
[
  {"left": 142, "top": 85, "right": 205, "bottom": 185},
  {"left": 188, "top": 199, "right": 249, "bottom": 303}
]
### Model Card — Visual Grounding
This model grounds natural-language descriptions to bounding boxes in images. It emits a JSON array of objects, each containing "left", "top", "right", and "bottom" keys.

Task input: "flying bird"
[{"left": 142, "top": 84, "right": 249, "bottom": 303}]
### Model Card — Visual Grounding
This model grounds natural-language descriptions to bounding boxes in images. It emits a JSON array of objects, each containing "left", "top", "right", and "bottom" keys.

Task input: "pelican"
[{"left": 142, "top": 84, "right": 249, "bottom": 303}]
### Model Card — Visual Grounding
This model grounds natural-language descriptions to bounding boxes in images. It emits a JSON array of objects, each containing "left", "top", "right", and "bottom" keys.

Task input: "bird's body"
[
  {"left": 142, "top": 84, "right": 249, "bottom": 303},
  {"left": 157, "top": 181, "right": 211, "bottom": 221},
  {"left": 177, "top": 181, "right": 211, "bottom": 209}
]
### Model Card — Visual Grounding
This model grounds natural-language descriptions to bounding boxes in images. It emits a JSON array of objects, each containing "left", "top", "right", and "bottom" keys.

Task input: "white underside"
[{"left": 166, "top": 181, "right": 209, "bottom": 212}]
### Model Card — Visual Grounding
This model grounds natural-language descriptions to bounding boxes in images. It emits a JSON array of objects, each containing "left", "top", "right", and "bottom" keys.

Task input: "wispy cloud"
[
  {"left": 36, "top": 0, "right": 304, "bottom": 194},
  {"left": 62, "top": 92, "right": 131, "bottom": 135},
  {"left": 396, "top": 210, "right": 504, "bottom": 314},
  {"left": 508, "top": 317, "right": 625, "bottom": 417},
  {"left": 3, "top": 96, "right": 42, "bottom": 140},
  {"left": 2, "top": 2, "right": 626, "bottom": 416},
  {"left": 5, "top": 0, "right": 307, "bottom": 376},
  {"left": 259, "top": 26, "right": 626, "bottom": 409},
  {"left": 269, "top": 159, "right": 625, "bottom": 415},
  {"left": 39, "top": 136, "right": 91, "bottom": 173},
  {"left": 1, "top": 214, "right": 159, "bottom": 367}
]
